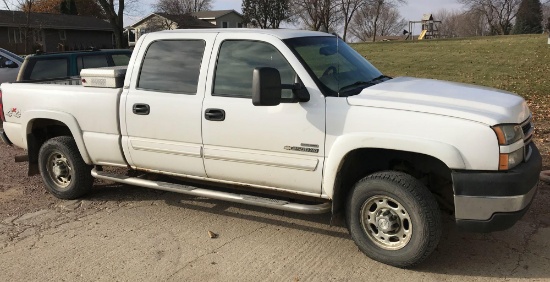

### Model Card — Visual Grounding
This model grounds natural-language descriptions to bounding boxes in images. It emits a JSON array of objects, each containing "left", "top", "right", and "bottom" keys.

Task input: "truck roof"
[{"left": 158, "top": 28, "right": 333, "bottom": 40}]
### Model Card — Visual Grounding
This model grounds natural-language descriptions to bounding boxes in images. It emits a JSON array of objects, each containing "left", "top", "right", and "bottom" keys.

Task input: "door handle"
[
  {"left": 133, "top": 103, "right": 150, "bottom": 115},
  {"left": 204, "top": 108, "right": 225, "bottom": 121}
]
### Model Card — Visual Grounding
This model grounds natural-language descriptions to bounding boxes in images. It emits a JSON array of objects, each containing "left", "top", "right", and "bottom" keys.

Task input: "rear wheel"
[
  {"left": 38, "top": 136, "right": 93, "bottom": 199},
  {"left": 346, "top": 171, "right": 441, "bottom": 268}
]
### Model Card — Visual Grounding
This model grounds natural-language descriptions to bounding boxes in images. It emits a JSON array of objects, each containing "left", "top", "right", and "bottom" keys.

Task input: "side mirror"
[
  {"left": 3, "top": 60, "right": 18, "bottom": 68},
  {"left": 252, "top": 67, "right": 282, "bottom": 106}
]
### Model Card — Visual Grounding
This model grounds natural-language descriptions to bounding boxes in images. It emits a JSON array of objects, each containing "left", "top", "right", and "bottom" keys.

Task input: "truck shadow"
[{"left": 88, "top": 181, "right": 550, "bottom": 279}]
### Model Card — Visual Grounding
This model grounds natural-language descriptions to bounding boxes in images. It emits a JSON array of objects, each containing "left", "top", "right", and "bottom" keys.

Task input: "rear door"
[{"left": 122, "top": 33, "right": 216, "bottom": 177}]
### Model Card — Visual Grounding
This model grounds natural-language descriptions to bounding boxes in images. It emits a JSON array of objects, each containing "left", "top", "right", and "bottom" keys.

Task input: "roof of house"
[
  {"left": 0, "top": 10, "right": 112, "bottom": 31},
  {"left": 130, "top": 13, "right": 216, "bottom": 29},
  {"left": 191, "top": 10, "right": 242, "bottom": 20},
  {"left": 157, "top": 28, "right": 333, "bottom": 40},
  {"left": 156, "top": 13, "right": 216, "bottom": 28}
]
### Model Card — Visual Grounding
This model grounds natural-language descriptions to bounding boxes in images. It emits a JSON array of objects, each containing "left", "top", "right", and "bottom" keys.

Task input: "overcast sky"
[{"left": 127, "top": 0, "right": 465, "bottom": 28}]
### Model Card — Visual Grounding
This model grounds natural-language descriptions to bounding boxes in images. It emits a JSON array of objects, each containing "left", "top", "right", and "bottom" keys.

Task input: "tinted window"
[
  {"left": 138, "top": 40, "right": 205, "bottom": 94},
  {"left": 29, "top": 59, "right": 68, "bottom": 80},
  {"left": 77, "top": 55, "right": 109, "bottom": 74},
  {"left": 213, "top": 41, "right": 295, "bottom": 98},
  {"left": 112, "top": 54, "right": 131, "bottom": 66}
]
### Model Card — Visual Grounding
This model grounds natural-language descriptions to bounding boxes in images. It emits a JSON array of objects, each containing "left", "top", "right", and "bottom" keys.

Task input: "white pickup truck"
[{"left": 0, "top": 29, "right": 541, "bottom": 268}]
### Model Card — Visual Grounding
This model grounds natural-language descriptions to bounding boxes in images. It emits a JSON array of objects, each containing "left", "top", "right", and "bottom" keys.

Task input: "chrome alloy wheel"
[
  {"left": 46, "top": 151, "right": 73, "bottom": 189},
  {"left": 360, "top": 195, "right": 412, "bottom": 250}
]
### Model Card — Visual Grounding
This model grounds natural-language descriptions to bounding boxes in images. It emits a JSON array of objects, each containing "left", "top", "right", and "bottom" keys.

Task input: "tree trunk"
[
  {"left": 343, "top": 22, "right": 348, "bottom": 42},
  {"left": 372, "top": 3, "right": 382, "bottom": 42}
]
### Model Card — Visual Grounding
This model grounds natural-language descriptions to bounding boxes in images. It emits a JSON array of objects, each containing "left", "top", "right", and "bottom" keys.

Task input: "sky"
[{"left": 126, "top": 0, "right": 465, "bottom": 29}]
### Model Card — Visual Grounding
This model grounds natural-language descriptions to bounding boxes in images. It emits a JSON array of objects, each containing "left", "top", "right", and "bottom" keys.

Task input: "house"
[
  {"left": 0, "top": 10, "right": 114, "bottom": 54},
  {"left": 130, "top": 13, "right": 216, "bottom": 33},
  {"left": 191, "top": 10, "right": 244, "bottom": 28},
  {"left": 127, "top": 13, "right": 216, "bottom": 46}
]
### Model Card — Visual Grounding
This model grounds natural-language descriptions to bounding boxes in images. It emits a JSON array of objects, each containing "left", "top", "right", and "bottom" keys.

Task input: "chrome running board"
[{"left": 91, "top": 168, "right": 331, "bottom": 214}]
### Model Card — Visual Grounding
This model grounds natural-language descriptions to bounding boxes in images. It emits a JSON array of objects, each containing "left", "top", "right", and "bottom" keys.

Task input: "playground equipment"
[{"left": 408, "top": 14, "right": 441, "bottom": 40}]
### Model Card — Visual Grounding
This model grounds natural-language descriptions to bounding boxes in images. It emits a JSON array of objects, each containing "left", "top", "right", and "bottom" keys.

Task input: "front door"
[
  {"left": 201, "top": 34, "right": 326, "bottom": 195},
  {"left": 123, "top": 33, "right": 216, "bottom": 177}
]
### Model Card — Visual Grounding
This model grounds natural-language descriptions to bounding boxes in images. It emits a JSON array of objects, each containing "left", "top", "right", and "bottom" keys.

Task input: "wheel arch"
[
  {"left": 23, "top": 110, "right": 91, "bottom": 176},
  {"left": 323, "top": 134, "right": 462, "bottom": 215}
]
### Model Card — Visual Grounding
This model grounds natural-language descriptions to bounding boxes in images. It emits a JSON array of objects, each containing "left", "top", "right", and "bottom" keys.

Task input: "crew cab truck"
[{"left": 0, "top": 29, "right": 541, "bottom": 268}]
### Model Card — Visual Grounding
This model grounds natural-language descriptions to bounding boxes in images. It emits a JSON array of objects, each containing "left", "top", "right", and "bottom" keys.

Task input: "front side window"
[
  {"left": 138, "top": 40, "right": 205, "bottom": 94},
  {"left": 213, "top": 40, "right": 296, "bottom": 99}
]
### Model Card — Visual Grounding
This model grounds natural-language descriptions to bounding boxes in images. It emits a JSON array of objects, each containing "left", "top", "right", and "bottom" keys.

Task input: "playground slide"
[{"left": 418, "top": 30, "right": 427, "bottom": 40}]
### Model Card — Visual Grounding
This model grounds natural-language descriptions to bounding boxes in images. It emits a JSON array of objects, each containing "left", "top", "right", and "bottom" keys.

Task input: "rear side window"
[
  {"left": 112, "top": 54, "right": 131, "bottom": 66},
  {"left": 138, "top": 40, "right": 205, "bottom": 94},
  {"left": 77, "top": 55, "right": 109, "bottom": 74},
  {"left": 29, "top": 58, "right": 68, "bottom": 80}
]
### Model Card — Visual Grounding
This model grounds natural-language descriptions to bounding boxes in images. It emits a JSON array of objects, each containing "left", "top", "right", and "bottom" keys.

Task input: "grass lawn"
[{"left": 351, "top": 34, "right": 550, "bottom": 167}]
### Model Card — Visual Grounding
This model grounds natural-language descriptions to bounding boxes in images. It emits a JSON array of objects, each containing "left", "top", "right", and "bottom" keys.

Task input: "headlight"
[
  {"left": 492, "top": 124, "right": 523, "bottom": 145},
  {"left": 493, "top": 125, "right": 524, "bottom": 170},
  {"left": 498, "top": 147, "right": 524, "bottom": 170}
]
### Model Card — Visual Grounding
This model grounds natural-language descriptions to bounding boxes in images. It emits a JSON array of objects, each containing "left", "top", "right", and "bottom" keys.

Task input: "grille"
[{"left": 521, "top": 116, "right": 533, "bottom": 145}]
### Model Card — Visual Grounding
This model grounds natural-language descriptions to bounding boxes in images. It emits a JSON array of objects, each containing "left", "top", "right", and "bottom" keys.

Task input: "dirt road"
[{"left": 1, "top": 144, "right": 549, "bottom": 281}]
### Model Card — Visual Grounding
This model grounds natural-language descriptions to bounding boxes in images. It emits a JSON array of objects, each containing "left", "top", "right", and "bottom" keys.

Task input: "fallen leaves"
[{"left": 208, "top": 230, "right": 218, "bottom": 239}]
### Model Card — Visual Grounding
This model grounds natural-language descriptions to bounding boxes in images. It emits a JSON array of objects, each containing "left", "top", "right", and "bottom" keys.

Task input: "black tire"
[
  {"left": 38, "top": 136, "right": 93, "bottom": 199},
  {"left": 346, "top": 171, "right": 441, "bottom": 268}
]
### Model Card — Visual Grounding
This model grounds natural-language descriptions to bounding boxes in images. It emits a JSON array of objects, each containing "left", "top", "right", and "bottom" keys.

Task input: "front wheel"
[
  {"left": 38, "top": 136, "right": 93, "bottom": 199},
  {"left": 346, "top": 171, "right": 441, "bottom": 268}
]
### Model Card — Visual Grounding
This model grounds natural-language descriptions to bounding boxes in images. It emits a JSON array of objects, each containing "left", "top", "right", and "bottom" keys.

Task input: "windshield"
[{"left": 284, "top": 36, "right": 385, "bottom": 97}]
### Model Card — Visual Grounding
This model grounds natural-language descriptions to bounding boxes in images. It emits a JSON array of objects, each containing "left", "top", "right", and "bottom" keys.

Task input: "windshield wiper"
[
  {"left": 339, "top": 81, "right": 376, "bottom": 93},
  {"left": 371, "top": 75, "right": 392, "bottom": 82}
]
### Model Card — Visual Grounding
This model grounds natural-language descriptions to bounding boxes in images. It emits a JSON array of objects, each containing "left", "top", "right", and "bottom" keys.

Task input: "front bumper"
[{"left": 452, "top": 143, "right": 541, "bottom": 232}]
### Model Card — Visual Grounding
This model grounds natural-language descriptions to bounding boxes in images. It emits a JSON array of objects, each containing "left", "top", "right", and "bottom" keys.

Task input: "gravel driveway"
[{"left": 1, "top": 144, "right": 549, "bottom": 281}]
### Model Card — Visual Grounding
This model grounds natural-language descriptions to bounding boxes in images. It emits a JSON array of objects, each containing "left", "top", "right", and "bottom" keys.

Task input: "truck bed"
[{"left": 1, "top": 82, "right": 125, "bottom": 166}]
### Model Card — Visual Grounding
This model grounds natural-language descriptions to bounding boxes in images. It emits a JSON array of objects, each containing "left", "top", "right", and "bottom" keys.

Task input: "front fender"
[
  {"left": 322, "top": 133, "right": 465, "bottom": 198},
  {"left": 22, "top": 110, "right": 92, "bottom": 164}
]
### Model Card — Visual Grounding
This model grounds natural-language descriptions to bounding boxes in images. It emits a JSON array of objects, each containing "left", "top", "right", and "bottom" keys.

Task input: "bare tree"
[
  {"left": 349, "top": 0, "right": 405, "bottom": 42},
  {"left": 242, "top": 0, "right": 291, "bottom": 29},
  {"left": 4, "top": 0, "right": 39, "bottom": 53},
  {"left": 153, "top": 0, "right": 211, "bottom": 15},
  {"left": 96, "top": 0, "right": 123, "bottom": 48},
  {"left": 339, "top": 0, "right": 363, "bottom": 41},
  {"left": 94, "top": 0, "right": 142, "bottom": 48},
  {"left": 349, "top": 2, "right": 405, "bottom": 42},
  {"left": 292, "top": 0, "right": 341, "bottom": 32},
  {"left": 145, "top": 15, "right": 178, "bottom": 31},
  {"left": 458, "top": 0, "right": 521, "bottom": 35},
  {"left": 434, "top": 8, "right": 489, "bottom": 38},
  {"left": 363, "top": 0, "right": 406, "bottom": 42}
]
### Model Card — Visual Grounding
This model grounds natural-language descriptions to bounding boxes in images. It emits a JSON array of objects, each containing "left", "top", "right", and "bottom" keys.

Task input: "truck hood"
[{"left": 346, "top": 77, "right": 531, "bottom": 125}]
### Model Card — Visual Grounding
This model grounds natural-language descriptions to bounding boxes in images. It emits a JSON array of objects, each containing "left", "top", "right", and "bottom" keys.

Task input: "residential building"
[
  {"left": 127, "top": 13, "right": 216, "bottom": 46},
  {"left": 191, "top": 10, "right": 244, "bottom": 28},
  {"left": 0, "top": 10, "right": 114, "bottom": 54}
]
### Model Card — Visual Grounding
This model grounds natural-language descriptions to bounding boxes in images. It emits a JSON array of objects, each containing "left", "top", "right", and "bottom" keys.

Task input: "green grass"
[{"left": 351, "top": 35, "right": 550, "bottom": 122}]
